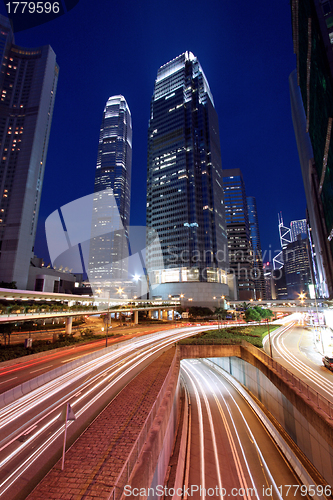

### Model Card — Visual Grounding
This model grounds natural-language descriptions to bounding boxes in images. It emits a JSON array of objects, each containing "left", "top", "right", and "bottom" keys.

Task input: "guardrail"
[
  {"left": 243, "top": 340, "right": 333, "bottom": 420},
  {"left": 108, "top": 348, "right": 178, "bottom": 500}
]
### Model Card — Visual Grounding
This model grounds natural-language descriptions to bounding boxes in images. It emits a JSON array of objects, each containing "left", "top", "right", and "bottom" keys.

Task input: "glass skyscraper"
[
  {"left": 222, "top": 169, "right": 254, "bottom": 300},
  {"left": 89, "top": 96, "right": 132, "bottom": 291},
  {"left": 247, "top": 196, "right": 265, "bottom": 299},
  {"left": 0, "top": 14, "right": 58, "bottom": 289},
  {"left": 94, "top": 95, "right": 132, "bottom": 227},
  {"left": 146, "top": 52, "right": 229, "bottom": 305}
]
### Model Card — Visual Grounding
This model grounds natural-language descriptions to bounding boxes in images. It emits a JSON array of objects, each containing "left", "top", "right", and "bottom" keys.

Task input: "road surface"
[{"left": 181, "top": 359, "right": 312, "bottom": 500}]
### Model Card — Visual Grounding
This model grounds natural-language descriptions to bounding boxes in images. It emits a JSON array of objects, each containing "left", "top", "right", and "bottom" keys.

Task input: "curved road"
[
  {"left": 263, "top": 321, "right": 333, "bottom": 404},
  {"left": 181, "top": 359, "right": 311, "bottom": 500}
]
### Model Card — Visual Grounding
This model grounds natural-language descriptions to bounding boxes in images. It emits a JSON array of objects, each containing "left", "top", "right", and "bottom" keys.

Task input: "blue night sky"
[{"left": 0, "top": 0, "right": 306, "bottom": 265}]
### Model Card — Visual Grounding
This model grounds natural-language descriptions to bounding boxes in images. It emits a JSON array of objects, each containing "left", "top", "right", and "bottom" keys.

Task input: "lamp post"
[
  {"left": 267, "top": 317, "right": 272, "bottom": 358},
  {"left": 105, "top": 302, "right": 109, "bottom": 347}
]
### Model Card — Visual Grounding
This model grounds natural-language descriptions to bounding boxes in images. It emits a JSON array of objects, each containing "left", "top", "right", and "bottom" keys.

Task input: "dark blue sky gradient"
[{"left": 0, "top": 0, "right": 305, "bottom": 265}]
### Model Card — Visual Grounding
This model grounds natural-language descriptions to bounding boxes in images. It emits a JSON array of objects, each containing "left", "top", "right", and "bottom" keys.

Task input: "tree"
[
  {"left": 0, "top": 323, "right": 15, "bottom": 345},
  {"left": 244, "top": 308, "right": 261, "bottom": 323},
  {"left": 214, "top": 307, "right": 228, "bottom": 319},
  {"left": 0, "top": 281, "right": 17, "bottom": 289},
  {"left": 253, "top": 306, "right": 273, "bottom": 320}
]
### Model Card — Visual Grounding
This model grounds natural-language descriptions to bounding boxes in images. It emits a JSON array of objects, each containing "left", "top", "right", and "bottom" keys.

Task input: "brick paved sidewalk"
[{"left": 27, "top": 348, "right": 176, "bottom": 500}]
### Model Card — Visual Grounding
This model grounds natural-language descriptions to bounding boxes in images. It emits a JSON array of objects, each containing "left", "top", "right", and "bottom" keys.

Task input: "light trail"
[
  {"left": 0, "top": 325, "right": 213, "bottom": 498},
  {"left": 182, "top": 360, "right": 256, "bottom": 500},
  {"left": 181, "top": 359, "right": 305, "bottom": 500},
  {"left": 267, "top": 324, "right": 333, "bottom": 400},
  {"left": 206, "top": 367, "right": 283, "bottom": 500},
  {"left": 181, "top": 364, "right": 206, "bottom": 500},
  {"left": 0, "top": 325, "right": 209, "bottom": 429}
]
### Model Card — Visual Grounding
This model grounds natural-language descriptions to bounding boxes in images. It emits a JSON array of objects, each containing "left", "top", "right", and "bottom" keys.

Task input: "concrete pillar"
[
  {"left": 65, "top": 317, "right": 72, "bottom": 335},
  {"left": 162, "top": 310, "right": 168, "bottom": 320},
  {"left": 134, "top": 310, "right": 139, "bottom": 324},
  {"left": 148, "top": 309, "right": 152, "bottom": 319},
  {"left": 171, "top": 310, "right": 174, "bottom": 321}
]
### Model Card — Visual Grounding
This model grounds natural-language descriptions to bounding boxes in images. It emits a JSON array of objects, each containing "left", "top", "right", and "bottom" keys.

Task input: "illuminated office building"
[
  {"left": 0, "top": 14, "right": 58, "bottom": 289},
  {"left": 94, "top": 95, "right": 132, "bottom": 225},
  {"left": 247, "top": 196, "right": 265, "bottom": 299},
  {"left": 146, "top": 52, "right": 229, "bottom": 305},
  {"left": 222, "top": 169, "right": 254, "bottom": 301},
  {"left": 290, "top": 219, "right": 307, "bottom": 241},
  {"left": 90, "top": 95, "right": 132, "bottom": 288}
]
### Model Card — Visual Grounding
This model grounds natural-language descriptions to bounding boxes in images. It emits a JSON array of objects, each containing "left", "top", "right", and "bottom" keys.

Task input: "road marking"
[
  {"left": 0, "top": 377, "right": 17, "bottom": 385},
  {"left": 61, "top": 356, "right": 84, "bottom": 363},
  {"left": 30, "top": 365, "right": 53, "bottom": 374},
  {"left": 23, "top": 424, "right": 37, "bottom": 436}
]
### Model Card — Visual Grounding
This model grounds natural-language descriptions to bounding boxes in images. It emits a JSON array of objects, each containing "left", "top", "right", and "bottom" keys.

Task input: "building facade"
[
  {"left": 89, "top": 95, "right": 132, "bottom": 292},
  {"left": 290, "top": 0, "right": 333, "bottom": 297},
  {"left": 0, "top": 14, "right": 58, "bottom": 290},
  {"left": 290, "top": 219, "right": 307, "bottom": 241},
  {"left": 222, "top": 169, "right": 254, "bottom": 301},
  {"left": 247, "top": 196, "right": 266, "bottom": 299},
  {"left": 94, "top": 95, "right": 132, "bottom": 226},
  {"left": 283, "top": 235, "right": 313, "bottom": 299},
  {"left": 146, "top": 52, "right": 229, "bottom": 306}
]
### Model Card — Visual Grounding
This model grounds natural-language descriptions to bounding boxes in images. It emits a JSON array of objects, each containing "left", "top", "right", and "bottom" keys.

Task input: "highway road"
[
  {"left": 181, "top": 359, "right": 311, "bottom": 500},
  {"left": 0, "top": 325, "right": 210, "bottom": 500},
  {"left": 0, "top": 324, "right": 180, "bottom": 393},
  {"left": 263, "top": 321, "right": 333, "bottom": 404}
]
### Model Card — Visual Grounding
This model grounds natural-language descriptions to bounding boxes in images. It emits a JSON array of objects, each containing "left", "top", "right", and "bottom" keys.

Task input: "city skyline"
[{"left": 0, "top": 1, "right": 306, "bottom": 270}]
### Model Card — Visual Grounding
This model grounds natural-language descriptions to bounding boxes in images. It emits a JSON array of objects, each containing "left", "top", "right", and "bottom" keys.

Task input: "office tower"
[
  {"left": 0, "top": 14, "right": 58, "bottom": 290},
  {"left": 146, "top": 52, "right": 229, "bottom": 305},
  {"left": 94, "top": 95, "right": 132, "bottom": 226},
  {"left": 273, "top": 213, "right": 313, "bottom": 299},
  {"left": 263, "top": 261, "right": 276, "bottom": 300},
  {"left": 247, "top": 196, "right": 266, "bottom": 299},
  {"left": 222, "top": 169, "right": 254, "bottom": 301},
  {"left": 290, "top": 0, "right": 333, "bottom": 297},
  {"left": 283, "top": 235, "right": 313, "bottom": 299},
  {"left": 290, "top": 219, "right": 307, "bottom": 241},
  {"left": 89, "top": 96, "right": 132, "bottom": 290},
  {"left": 273, "top": 213, "right": 292, "bottom": 270}
]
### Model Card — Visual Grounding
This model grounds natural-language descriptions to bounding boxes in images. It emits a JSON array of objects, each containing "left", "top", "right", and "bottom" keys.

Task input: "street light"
[
  {"left": 298, "top": 291, "right": 306, "bottom": 304},
  {"left": 267, "top": 317, "right": 272, "bottom": 358}
]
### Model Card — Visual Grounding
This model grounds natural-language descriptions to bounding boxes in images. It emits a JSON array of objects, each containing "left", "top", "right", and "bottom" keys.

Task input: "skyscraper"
[
  {"left": 0, "top": 14, "right": 58, "bottom": 290},
  {"left": 222, "top": 169, "right": 254, "bottom": 300},
  {"left": 146, "top": 52, "right": 229, "bottom": 305},
  {"left": 283, "top": 235, "right": 313, "bottom": 299},
  {"left": 94, "top": 95, "right": 132, "bottom": 227},
  {"left": 247, "top": 196, "right": 265, "bottom": 299},
  {"left": 89, "top": 95, "right": 132, "bottom": 289},
  {"left": 290, "top": 219, "right": 307, "bottom": 241}
]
